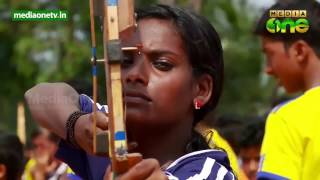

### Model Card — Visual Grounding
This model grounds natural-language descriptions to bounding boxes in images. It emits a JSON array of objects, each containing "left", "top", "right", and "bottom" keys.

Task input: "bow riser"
[{"left": 89, "top": 0, "right": 142, "bottom": 177}]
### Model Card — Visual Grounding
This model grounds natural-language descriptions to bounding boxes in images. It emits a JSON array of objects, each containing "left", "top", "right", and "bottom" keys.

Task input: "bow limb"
[
  {"left": 89, "top": 0, "right": 110, "bottom": 156},
  {"left": 89, "top": 0, "right": 98, "bottom": 154}
]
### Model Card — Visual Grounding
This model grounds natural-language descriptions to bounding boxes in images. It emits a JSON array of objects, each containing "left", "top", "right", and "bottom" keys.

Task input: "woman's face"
[{"left": 121, "top": 18, "right": 197, "bottom": 128}]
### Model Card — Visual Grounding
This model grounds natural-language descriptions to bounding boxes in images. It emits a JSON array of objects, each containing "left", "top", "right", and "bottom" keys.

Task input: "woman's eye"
[{"left": 152, "top": 59, "right": 174, "bottom": 71}]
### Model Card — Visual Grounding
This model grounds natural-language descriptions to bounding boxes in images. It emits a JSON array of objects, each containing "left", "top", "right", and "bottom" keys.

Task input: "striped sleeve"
[{"left": 166, "top": 150, "right": 236, "bottom": 180}]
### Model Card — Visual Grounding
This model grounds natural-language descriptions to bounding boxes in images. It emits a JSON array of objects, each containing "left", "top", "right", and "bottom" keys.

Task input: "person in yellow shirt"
[{"left": 254, "top": 1, "right": 320, "bottom": 179}]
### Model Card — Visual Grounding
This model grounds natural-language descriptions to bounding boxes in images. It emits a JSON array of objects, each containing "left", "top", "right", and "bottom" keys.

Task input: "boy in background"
[
  {"left": 254, "top": 1, "right": 320, "bottom": 179},
  {"left": 238, "top": 119, "right": 265, "bottom": 180}
]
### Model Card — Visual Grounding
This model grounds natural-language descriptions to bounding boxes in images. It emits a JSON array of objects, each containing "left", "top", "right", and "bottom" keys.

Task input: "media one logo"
[{"left": 266, "top": 10, "right": 309, "bottom": 33}]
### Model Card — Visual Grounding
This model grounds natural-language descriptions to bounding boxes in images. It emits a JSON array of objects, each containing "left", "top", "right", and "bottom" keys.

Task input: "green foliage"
[
  {"left": 1, "top": 0, "right": 95, "bottom": 134},
  {"left": 201, "top": 0, "right": 276, "bottom": 116}
]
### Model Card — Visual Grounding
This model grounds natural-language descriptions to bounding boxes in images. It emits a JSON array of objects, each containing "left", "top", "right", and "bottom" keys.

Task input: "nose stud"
[{"left": 136, "top": 43, "right": 143, "bottom": 55}]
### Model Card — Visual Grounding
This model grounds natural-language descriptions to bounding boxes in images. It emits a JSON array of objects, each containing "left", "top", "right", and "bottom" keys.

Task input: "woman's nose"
[{"left": 123, "top": 57, "right": 148, "bottom": 85}]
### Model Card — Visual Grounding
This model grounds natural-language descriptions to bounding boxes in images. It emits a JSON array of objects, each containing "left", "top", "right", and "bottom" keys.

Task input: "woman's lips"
[{"left": 124, "top": 90, "right": 151, "bottom": 104}]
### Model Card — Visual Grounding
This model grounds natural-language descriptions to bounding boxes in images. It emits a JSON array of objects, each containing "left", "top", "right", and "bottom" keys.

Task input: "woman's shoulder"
[{"left": 166, "top": 149, "right": 236, "bottom": 180}]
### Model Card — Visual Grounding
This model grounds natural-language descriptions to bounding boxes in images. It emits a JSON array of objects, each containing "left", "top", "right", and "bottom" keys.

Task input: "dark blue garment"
[
  {"left": 56, "top": 140, "right": 110, "bottom": 180},
  {"left": 257, "top": 172, "right": 289, "bottom": 180}
]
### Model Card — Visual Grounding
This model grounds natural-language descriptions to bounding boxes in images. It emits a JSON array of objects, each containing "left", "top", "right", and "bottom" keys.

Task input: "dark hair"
[
  {"left": 31, "top": 128, "right": 60, "bottom": 144},
  {"left": 0, "top": 131, "right": 24, "bottom": 180},
  {"left": 254, "top": 0, "right": 320, "bottom": 57},
  {"left": 136, "top": 4, "right": 224, "bottom": 123},
  {"left": 239, "top": 119, "right": 265, "bottom": 149},
  {"left": 213, "top": 114, "right": 245, "bottom": 154}
]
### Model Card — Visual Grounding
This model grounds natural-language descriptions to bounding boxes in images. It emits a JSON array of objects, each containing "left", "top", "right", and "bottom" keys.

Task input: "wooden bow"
[{"left": 88, "top": 0, "right": 142, "bottom": 177}]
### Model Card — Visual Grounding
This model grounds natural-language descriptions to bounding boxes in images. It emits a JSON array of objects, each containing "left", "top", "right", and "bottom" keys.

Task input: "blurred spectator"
[
  {"left": 23, "top": 142, "right": 34, "bottom": 165},
  {"left": 210, "top": 113, "right": 245, "bottom": 154},
  {"left": 0, "top": 130, "right": 24, "bottom": 180},
  {"left": 23, "top": 128, "right": 74, "bottom": 180},
  {"left": 238, "top": 119, "right": 265, "bottom": 180}
]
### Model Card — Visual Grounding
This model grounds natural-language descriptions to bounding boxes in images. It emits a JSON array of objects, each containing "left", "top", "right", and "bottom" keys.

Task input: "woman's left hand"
[{"left": 104, "top": 159, "right": 168, "bottom": 180}]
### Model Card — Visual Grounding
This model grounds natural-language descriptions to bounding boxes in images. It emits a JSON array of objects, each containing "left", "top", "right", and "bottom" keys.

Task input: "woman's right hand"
[{"left": 74, "top": 111, "right": 109, "bottom": 154}]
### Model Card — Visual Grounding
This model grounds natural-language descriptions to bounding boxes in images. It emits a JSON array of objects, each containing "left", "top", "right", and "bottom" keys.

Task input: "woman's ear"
[
  {"left": 193, "top": 74, "right": 213, "bottom": 108},
  {"left": 289, "top": 40, "right": 309, "bottom": 64},
  {"left": 0, "top": 164, "right": 7, "bottom": 180}
]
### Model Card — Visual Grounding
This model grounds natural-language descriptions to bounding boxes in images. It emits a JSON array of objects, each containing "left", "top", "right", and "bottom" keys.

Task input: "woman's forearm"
[{"left": 25, "top": 83, "right": 80, "bottom": 139}]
